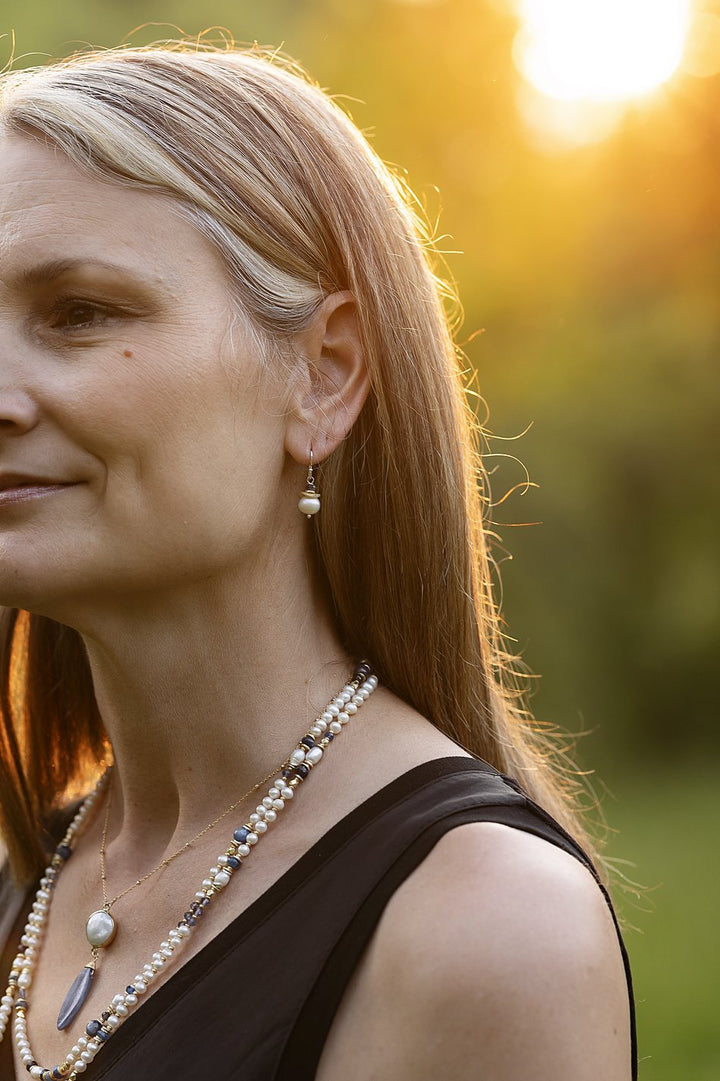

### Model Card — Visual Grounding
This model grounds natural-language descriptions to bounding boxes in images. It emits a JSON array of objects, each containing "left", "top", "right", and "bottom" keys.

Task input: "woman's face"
[{"left": 0, "top": 134, "right": 293, "bottom": 619}]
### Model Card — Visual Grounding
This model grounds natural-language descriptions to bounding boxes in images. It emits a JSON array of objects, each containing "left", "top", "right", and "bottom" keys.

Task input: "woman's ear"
[{"left": 284, "top": 291, "right": 370, "bottom": 464}]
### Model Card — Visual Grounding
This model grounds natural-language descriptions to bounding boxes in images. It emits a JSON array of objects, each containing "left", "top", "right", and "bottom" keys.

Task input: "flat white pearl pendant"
[
  {"left": 56, "top": 910, "right": 118, "bottom": 1029},
  {"left": 86, "top": 909, "right": 118, "bottom": 947}
]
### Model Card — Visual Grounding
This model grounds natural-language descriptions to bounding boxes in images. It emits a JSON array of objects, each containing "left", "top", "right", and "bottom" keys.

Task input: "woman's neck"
[{"left": 77, "top": 562, "right": 353, "bottom": 872}]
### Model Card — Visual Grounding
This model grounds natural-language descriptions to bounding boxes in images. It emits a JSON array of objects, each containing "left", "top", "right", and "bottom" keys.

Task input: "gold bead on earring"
[{"left": 298, "top": 450, "right": 321, "bottom": 518}]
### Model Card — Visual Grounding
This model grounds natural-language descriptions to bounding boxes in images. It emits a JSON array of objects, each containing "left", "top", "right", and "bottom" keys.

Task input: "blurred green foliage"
[{"left": 2, "top": 1, "right": 718, "bottom": 1075}]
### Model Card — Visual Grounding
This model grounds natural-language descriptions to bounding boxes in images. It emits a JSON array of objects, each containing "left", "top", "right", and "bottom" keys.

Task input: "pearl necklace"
[
  {"left": 59, "top": 752, "right": 289, "bottom": 1035},
  {"left": 0, "top": 663, "right": 377, "bottom": 1080}
]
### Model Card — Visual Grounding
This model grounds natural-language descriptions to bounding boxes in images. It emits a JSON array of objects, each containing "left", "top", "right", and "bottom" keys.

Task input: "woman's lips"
[{"left": 0, "top": 478, "right": 79, "bottom": 507}]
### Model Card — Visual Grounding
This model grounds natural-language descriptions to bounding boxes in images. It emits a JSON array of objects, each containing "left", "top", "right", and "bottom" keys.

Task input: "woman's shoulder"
[{"left": 318, "top": 821, "right": 633, "bottom": 1081}]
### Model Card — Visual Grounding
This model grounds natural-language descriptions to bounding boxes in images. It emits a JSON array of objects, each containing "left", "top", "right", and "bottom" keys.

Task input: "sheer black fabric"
[{"left": 0, "top": 757, "right": 637, "bottom": 1079}]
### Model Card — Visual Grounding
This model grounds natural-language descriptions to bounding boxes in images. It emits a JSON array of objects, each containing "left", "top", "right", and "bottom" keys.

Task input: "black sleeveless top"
[{"left": 0, "top": 757, "right": 638, "bottom": 1079}]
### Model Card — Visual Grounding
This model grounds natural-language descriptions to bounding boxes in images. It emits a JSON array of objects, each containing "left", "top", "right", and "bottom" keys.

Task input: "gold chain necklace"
[
  {"left": 67, "top": 756, "right": 285, "bottom": 1029},
  {"left": 1, "top": 665, "right": 378, "bottom": 1081}
]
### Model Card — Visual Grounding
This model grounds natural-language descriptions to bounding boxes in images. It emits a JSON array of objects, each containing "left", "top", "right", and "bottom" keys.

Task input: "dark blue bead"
[
  {"left": 326, "top": 732, "right": 334, "bottom": 742},
  {"left": 282, "top": 767, "right": 293, "bottom": 779},
  {"left": 125, "top": 985, "right": 135, "bottom": 995},
  {"left": 233, "top": 827, "right": 249, "bottom": 843},
  {"left": 184, "top": 911, "right": 194, "bottom": 923},
  {"left": 101, "top": 1011, "right": 110, "bottom": 1021},
  {"left": 354, "top": 662, "right": 371, "bottom": 682},
  {"left": 300, "top": 735, "right": 315, "bottom": 748},
  {"left": 227, "top": 857, "right": 240, "bottom": 869},
  {"left": 295, "top": 764, "right": 310, "bottom": 779},
  {"left": 56, "top": 844, "right": 72, "bottom": 861},
  {"left": 97, "top": 1029, "right": 110, "bottom": 1041},
  {"left": 186, "top": 916, "right": 197, "bottom": 926},
  {"left": 86, "top": 1019, "right": 102, "bottom": 1036}
]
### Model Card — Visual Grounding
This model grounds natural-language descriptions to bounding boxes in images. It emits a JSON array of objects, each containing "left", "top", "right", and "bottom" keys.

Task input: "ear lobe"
[{"left": 285, "top": 291, "right": 370, "bottom": 464}]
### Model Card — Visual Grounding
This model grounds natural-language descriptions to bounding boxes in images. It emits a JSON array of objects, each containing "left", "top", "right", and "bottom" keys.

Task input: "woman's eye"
[{"left": 51, "top": 301, "right": 107, "bottom": 330}]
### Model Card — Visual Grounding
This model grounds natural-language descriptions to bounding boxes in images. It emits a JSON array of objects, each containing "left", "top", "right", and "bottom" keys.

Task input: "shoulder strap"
[{"left": 276, "top": 759, "right": 637, "bottom": 1080}]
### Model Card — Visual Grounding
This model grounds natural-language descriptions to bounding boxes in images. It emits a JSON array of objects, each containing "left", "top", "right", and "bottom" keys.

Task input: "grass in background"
[{"left": 604, "top": 760, "right": 719, "bottom": 1080}]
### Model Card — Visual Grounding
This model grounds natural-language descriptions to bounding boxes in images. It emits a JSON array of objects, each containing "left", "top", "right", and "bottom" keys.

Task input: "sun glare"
[{"left": 514, "top": 0, "right": 691, "bottom": 103}]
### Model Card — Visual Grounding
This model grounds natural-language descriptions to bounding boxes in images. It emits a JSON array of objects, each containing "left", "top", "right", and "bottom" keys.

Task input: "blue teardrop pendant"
[{"left": 57, "top": 964, "right": 95, "bottom": 1031}]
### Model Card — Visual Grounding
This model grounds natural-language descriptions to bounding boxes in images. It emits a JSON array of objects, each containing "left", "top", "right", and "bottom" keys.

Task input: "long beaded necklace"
[
  {"left": 0, "top": 662, "right": 377, "bottom": 1080},
  {"left": 58, "top": 753, "right": 288, "bottom": 1033}
]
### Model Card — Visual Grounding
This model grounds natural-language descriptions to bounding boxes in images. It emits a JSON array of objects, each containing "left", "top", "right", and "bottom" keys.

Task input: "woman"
[{"left": 0, "top": 44, "right": 635, "bottom": 1080}]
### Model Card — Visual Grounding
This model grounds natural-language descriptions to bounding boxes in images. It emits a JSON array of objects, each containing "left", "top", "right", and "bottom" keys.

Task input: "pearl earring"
[{"left": 298, "top": 450, "right": 321, "bottom": 518}]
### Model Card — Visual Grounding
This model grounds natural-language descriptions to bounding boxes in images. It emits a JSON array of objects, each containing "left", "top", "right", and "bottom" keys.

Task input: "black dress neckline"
[{"left": 1, "top": 757, "right": 487, "bottom": 1077}]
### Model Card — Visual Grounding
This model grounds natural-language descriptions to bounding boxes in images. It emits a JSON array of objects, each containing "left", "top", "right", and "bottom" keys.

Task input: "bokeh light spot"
[
  {"left": 514, "top": 0, "right": 691, "bottom": 104},
  {"left": 681, "top": 12, "right": 720, "bottom": 78}
]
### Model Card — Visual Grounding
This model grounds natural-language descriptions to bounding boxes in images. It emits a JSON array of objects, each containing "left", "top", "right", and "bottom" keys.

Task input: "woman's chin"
[{"left": 0, "top": 571, "right": 87, "bottom": 623}]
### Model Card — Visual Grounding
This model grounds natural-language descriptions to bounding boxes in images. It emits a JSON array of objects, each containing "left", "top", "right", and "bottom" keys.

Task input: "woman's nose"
[{"left": 0, "top": 390, "right": 40, "bottom": 434}]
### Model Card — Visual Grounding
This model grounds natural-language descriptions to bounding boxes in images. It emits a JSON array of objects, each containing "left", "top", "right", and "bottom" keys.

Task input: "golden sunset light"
[{"left": 514, "top": 0, "right": 691, "bottom": 103}]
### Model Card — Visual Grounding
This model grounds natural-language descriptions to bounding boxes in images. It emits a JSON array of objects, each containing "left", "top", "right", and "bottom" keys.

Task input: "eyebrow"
[{"left": 17, "top": 258, "right": 163, "bottom": 287}]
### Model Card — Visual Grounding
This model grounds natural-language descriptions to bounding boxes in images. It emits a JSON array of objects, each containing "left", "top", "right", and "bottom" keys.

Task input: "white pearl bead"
[
  {"left": 254, "top": 820, "right": 268, "bottom": 834},
  {"left": 272, "top": 799, "right": 285, "bottom": 810},
  {"left": 306, "top": 746, "right": 323, "bottom": 765},
  {"left": 345, "top": 702, "right": 358, "bottom": 715},
  {"left": 264, "top": 809, "right": 277, "bottom": 822},
  {"left": 315, "top": 718, "right": 328, "bottom": 732},
  {"left": 337, "top": 712, "right": 350, "bottom": 725},
  {"left": 281, "top": 787, "right": 294, "bottom": 799},
  {"left": 247, "top": 832, "right": 259, "bottom": 845},
  {"left": 237, "top": 843, "right": 250, "bottom": 856},
  {"left": 268, "top": 787, "right": 280, "bottom": 799},
  {"left": 290, "top": 748, "right": 306, "bottom": 766},
  {"left": 214, "top": 870, "right": 231, "bottom": 888},
  {"left": 329, "top": 720, "right": 342, "bottom": 734},
  {"left": 298, "top": 495, "right": 320, "bottom": 516}
]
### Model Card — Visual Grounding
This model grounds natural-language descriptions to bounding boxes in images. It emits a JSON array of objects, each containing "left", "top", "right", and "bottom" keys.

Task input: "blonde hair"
[{"left": 0, "top": 43, "right": 597, "bottom": 884}]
